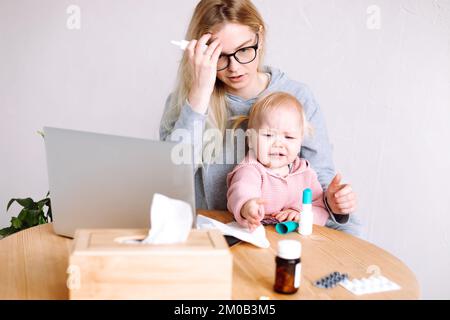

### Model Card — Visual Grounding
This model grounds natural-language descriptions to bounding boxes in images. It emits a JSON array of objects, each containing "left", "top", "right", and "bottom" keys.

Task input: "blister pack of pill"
[
  {"left": 339, "top": 275, "right": 401, "bottom": 295},
  {"left": 314, "top": 271, "right": 348, "bottom": 289}
]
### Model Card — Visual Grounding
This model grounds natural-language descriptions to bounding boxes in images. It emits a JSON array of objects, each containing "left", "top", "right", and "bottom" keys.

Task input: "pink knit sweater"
[{"left": 226, "top": 153, "right": 330, "bottom": 227}]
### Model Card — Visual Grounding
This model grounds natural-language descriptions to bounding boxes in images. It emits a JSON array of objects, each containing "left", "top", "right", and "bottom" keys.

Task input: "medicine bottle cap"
[
  {"left": 277, "top": 240, "right": 302, "bottom": 260},
  {"left": 302, "top": 188, "right": 312, "bottom": 205}
]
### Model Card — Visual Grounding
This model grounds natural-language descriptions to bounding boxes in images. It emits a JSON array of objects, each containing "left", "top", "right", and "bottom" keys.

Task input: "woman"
[{"left": 160, "top": 0, "right": 361, "bottom": 236}]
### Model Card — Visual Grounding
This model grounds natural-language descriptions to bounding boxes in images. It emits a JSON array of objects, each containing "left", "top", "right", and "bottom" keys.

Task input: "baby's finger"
[
  {"left": 274, "top": 208, "right": 291, "bottom": 216},
  {"left": 258, "top": 203, "right": 265, "bottom": 219},
  {"left": 275, "top": 212, "right": 288, "bottom": 222},
  {"left": 245, "top": 214, "right": 259, "bottom": 225},
  {"left": 246, "top": 221, "right": 255, "bottom": 232},
  {"left": 248, "top": 207, "right": 262, "bottom": 218},
  {"left": 248, "top": 219, "right": 261, "bottom": 228},
  {"left": 248, "top": 220, "right": 260, "bottom": 232},
  {"left": 287, "top": 211, "right": 298, "bottom": 221},
  {"left": 247, "top": 211, "right": 262, "bottom": 225}
]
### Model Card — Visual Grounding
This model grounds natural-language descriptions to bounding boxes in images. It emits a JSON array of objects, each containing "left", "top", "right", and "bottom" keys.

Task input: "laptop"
[{"left": 43, "top": 126, "right": 196, "bottom": 238}]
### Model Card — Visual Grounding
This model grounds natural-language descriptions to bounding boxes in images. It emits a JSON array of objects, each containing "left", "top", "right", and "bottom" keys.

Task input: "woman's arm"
[
  {"left": 159, "top": 93, "right": 207, "bottom": 173},
  {"left": 159, "top": 34, "right": 222, "bottom": 173},
  {"left": 296, "top": 84, "right": 335, "bottom": 191},
  {"left": 293, "top": 85, "right": 354, "bottom": 225}
]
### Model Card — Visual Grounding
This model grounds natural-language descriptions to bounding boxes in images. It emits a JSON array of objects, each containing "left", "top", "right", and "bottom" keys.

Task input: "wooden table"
[{"left": 0, "top": 210, "right": 420, "bottom": 299}]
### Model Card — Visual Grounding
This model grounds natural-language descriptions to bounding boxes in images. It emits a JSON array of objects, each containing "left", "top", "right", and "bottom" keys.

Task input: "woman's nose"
[{"left": 227, "top": 56, "right": 239, "bottom": 72}]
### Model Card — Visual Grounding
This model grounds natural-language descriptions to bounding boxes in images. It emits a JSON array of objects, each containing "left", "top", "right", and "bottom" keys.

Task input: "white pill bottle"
[{"left": 299, "top": 188, "right": 313, "bottom": 236}]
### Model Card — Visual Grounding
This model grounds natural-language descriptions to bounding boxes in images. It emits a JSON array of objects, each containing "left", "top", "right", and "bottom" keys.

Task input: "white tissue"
[
  {"left": 141, "top": 193, "right": 193, "bottom": 244},
  {"left": 196, "top": 215, "right": 270, "bottom": 248}
]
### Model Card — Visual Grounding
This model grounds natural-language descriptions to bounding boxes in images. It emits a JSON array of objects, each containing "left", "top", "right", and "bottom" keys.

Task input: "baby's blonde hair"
[{"left": 231, "top": 92, "right": 313, "bottom": 137}]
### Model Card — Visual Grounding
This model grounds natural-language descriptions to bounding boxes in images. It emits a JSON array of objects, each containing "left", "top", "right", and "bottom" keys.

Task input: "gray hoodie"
[{"left": 160, "top": 66, "right": 350, "bottom": 225}]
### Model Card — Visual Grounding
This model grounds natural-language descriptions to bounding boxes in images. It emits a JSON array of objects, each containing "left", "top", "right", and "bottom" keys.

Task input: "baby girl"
[{"left": 226, "top": 91, "right": 330, "bottom": 231}]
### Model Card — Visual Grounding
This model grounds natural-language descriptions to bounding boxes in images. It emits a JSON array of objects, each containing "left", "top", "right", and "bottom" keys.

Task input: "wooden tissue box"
[{"left": 67, "top": 228, "right": 233, "bottom": 300}]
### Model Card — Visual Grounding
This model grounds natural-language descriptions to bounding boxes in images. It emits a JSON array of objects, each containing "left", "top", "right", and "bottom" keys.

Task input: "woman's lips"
[{"left": 228, "top": 74, "right": 246, "bottom": 82}]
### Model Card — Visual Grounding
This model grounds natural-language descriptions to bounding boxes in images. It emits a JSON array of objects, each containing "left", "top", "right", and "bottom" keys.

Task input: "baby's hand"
[
  {"left": 273, "top": 209, "right": 300, "bottom": 222},
  {"left": 240, "top": 198, "right": 267, "bottom": 232}
]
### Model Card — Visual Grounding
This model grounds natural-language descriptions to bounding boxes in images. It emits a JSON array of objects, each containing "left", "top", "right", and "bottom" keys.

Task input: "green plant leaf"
[
  {"left": 19, "top": 198, "right": 38, "bottom": 209},
  {"left": 9, "top": 198, "right": 37, "bottom": 210},
  {"left": 46, "top": 191, "right": 50, "bottom": 198},
  {"left": 7, "top": 198, "right": 17, "bottom": 211},
  {"left": 4, "top": 192, "right": 52, "bottom": 235},
  {"left": 17, "top": 208, "right": 28, "bottom": 221},
  {"left": 0, "top": 226, "right": 17, "bottom": 237},
  {"left": 11, "top": 217, "right": 22, "bottom": 229},
  {"left": 46, "top": 203, "right": 53, "bottom": 222},
  {"left": 30, "top": 208, "right": 44, "bottom": 218},
  {"left": 25, "top": 209, "right": 41, "bottom": 227},
  {"left": 38, "top": 215, "right": 46, "bottom": 225},
  {"left": 36, "top": 198, "right": 49, "bottom": 210}
]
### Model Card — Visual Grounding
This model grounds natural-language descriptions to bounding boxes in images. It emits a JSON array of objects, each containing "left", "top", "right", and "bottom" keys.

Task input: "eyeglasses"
[{"left": 217, "top": 34, "right": 259, "bottom": 71}]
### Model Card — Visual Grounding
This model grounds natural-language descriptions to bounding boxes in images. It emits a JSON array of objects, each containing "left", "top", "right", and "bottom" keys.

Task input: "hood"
[
  {"left": 230, "top": 152, "right": 310, "bottom": 181},
  {"left": 225, "top": 66, "right": 291, "bottom": 105}
]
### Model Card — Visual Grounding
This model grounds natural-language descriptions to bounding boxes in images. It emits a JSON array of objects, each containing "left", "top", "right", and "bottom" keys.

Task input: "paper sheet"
[{"left": 196, "top": 215, "right": 270, "bottom": 248}]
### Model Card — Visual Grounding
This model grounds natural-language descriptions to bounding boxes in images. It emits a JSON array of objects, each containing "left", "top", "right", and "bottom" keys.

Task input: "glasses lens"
[
  {"left": 235, "top": 47, "right": 257, "bottom": 64},
  {"left": 217, "top": 56, "right": 229, "bottom": 71},
  {"left": 216, "top": 46, "right": 258, "bottom": 71}
]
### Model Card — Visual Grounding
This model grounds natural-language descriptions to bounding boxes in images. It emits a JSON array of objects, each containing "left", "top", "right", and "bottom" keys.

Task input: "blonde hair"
[
  {"left": 231, "top": 91, "right": 313, "bottom": 138},
  {"left": 161, "top": 0, "right": 266, "bottom": 143}
]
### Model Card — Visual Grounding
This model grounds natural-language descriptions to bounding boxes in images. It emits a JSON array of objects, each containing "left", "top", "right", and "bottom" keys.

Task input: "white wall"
[{"left": 1, "top": 0, "right": 449, "bottom": 299}]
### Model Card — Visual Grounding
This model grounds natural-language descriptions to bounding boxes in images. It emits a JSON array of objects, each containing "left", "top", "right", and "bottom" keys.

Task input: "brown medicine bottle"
[{"left": 274, "top": 240, "right": 302, "bottom": 294}]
